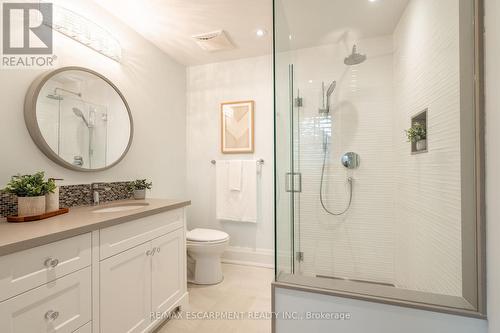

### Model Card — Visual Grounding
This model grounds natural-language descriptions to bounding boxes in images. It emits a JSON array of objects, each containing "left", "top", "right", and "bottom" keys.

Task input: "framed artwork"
[{"left": 221, "top": 100, "right": 254, "bottom": 154}]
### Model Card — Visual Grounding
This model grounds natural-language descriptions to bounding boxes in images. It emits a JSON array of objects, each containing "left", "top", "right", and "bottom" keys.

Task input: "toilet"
[{"left": 186, "top": 228, "right": 230, "bottom": 285}]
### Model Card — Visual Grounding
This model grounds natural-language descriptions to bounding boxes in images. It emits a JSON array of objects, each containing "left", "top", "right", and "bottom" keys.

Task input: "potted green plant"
[
  {"left": 128, "top": 179, "right": 152, "bottom": 200},
  {"left": 3, "top": 172, "right": 54, "bottom": 216},
  {"left": 405, "top": 122, "right": 427, "bottom": 151}
]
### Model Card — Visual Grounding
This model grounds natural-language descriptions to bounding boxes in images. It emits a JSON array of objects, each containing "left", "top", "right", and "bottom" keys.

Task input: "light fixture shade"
[{"left": 51, "top": 4, "right": 122, "bottom": 62}]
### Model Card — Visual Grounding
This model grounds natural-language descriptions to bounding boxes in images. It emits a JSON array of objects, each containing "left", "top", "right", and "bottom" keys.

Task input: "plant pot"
[
  {"left": 133, "top": 189, "right": 146, "bottom": 200},
  {"left": 45, "top": 187, "right": 60, "bottom": 212},
  {"left": 18, "top": 196, "right": 46, "bottom": 216},
  {"left": 416, "top": 139, "right": 427, "bottom": 151}
]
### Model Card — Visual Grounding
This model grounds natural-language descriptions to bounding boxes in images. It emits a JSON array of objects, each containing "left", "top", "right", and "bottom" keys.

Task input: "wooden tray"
[{"left": 7, "top": 208, "right": 69, "bottom": 223}]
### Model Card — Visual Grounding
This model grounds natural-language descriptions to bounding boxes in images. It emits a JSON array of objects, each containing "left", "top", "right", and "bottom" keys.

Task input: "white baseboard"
[{"left": 222, "top": 246, "right": 274, "bottom": 269}]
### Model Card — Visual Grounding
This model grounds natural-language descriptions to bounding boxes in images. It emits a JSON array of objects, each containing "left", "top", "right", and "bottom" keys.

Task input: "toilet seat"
[{"left": 187, "top": 228, "right": 229, "bottom": 243}]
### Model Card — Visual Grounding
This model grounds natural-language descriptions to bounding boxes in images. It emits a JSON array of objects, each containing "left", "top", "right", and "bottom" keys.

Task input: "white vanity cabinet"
[
  {"left": 99, "top": 210, "right": 187, "bottom": 333},
  {"left": 0, "top": 205, "right": 188, "bottom": 333},
  {"left": 151, "top": 228, "right": 185, "bottom": 315},
  {"left": 100, "top": 242, "right": 152, "bottom": 333}
]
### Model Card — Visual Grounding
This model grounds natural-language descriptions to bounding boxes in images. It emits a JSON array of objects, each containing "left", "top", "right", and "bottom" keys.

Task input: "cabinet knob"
[
  {"left": 44, "top": 258, "right": 59, "bottom": 268},
  {"left": 147, "top": 248, "right": 160, "bottom": 256},
  {"left": 45, "top": 310, "right": 59, "bottom": 321}
]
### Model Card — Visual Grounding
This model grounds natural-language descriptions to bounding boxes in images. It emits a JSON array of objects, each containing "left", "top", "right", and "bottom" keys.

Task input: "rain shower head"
[
  {"left": 72, "top": 107, "right": 91, "bottom": 128},
  {"left": 344, "top": 45, "right": 367, "bottom": 66},
  {"left": 47, "top": 94, "right": 63, "bottom": 101}
]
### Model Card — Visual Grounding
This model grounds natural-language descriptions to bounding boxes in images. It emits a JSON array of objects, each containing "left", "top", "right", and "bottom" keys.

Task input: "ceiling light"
[
  {"left": 256, "top": 29, "right": 267, "bottom": 37},
  {"left": 368, "top": 0, "right": 378, "bottom": 2}
]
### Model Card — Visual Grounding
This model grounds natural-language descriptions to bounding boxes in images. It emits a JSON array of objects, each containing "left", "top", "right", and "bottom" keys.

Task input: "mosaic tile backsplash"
[{"left": 0, "top": 181, "right": 134, "bottom": 217}]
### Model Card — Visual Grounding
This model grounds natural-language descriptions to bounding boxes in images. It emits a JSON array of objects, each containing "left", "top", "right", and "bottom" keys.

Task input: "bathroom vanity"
[{"left": 0, "top": 199, "right": 190, "bottom": 333}]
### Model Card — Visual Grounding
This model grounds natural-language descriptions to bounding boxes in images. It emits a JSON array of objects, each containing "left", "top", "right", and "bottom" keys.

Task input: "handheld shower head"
[
  {"left": 326, "top": 81, "right": 337, "bottom": 97},
  {"left": 72, "top": 107, "right": 83, "bottom": 118},
  {"left": 72, "top": 107, "right": 91, "bottom": 128},
  {"left": 319, "top": 80, "right": 337, "bottom": 114}
]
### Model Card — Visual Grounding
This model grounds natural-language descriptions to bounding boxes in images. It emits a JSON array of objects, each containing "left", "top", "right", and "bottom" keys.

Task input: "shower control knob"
[{"left": 341, "top": 152, "right": 360, "bottom": 169}]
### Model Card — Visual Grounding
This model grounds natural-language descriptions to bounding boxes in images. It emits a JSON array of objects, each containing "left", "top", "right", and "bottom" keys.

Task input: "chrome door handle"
[
  {"left": 44, "top": 258, "right": 59, "bottom": 268},
  {"left": 285, "top": 172, "right": 302, "bottom": 193},
  {"left": 45, "top": 310, "right": 59, "bottom": 321}
]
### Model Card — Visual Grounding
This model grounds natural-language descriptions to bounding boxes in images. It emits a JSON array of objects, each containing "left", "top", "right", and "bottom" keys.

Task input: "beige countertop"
[{"left": 0, "top": 198, "right": 191, "bottom": 256}]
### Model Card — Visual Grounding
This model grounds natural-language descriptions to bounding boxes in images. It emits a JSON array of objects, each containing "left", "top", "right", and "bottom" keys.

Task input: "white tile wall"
[
  {"left": 288, "top": 36, "right": 397, "bottom": 285},
  {"left": 284, "top": 0, "right": 463, "bottom": 296},
  {"left": 393, "top": 0, "right": 462, "bottom": 297}
]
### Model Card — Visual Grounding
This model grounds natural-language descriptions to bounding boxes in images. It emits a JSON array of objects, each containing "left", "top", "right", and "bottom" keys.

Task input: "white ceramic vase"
[
  {"left": 45, "top": 187, "right": 60, "bottom": 212},
  {"left": 133, "top": 189, "right": 146, "bottom": 200},
  {"left": 416, "top": 139, "right": 427, "bottom": 151},
  {"left": 18, "top": 196, "right": 46, "bottom": 216}
]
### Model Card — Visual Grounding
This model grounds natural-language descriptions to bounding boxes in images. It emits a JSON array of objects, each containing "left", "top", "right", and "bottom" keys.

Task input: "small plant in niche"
[
  {"left": 128, "top": 179, "right": 153, "bottom": 200},
  {"left": 3, "top": 172, "right": 55, "bottom": 216},
  {"left": 405, "top": 122, "right": 427, "bottom": 151}
]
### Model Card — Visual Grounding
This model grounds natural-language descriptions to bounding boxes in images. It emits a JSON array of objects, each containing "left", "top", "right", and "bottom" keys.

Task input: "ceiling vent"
[{"left": 192, "top": 30, "right": 235, "bottom": 52}]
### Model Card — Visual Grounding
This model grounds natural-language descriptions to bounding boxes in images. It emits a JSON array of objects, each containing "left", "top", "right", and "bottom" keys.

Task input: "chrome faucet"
[
  {"left": 92, "top": 183, "right": 100, "bottom": 206},
  {"left": 91, "top": 183, "right": 111, "bottom": 206}
]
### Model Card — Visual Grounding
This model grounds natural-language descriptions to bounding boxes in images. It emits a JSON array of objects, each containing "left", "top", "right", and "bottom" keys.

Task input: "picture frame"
[{"left": 221, "top": 100, "right": 255, "bottom": 154}]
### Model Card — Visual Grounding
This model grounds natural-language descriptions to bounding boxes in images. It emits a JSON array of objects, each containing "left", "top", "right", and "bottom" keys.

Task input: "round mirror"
[{"left": 25, "top": 67, "right": 133, "bottom": 171}]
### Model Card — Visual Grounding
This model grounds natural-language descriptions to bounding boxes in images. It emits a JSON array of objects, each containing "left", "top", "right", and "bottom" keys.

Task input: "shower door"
[
  {"left": 274, "top": 0, "right": 485, "bottom": 318},
  {"left": 275, "top": 61, "right": 297, "bottom": 277}
]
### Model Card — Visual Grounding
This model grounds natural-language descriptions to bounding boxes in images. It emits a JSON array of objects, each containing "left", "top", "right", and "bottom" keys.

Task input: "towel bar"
[{"left": 211, "top": 159, "right": 264, "bottom": 165}]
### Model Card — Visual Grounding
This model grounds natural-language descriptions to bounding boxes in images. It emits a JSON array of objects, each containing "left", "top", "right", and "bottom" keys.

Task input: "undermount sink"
[{"left": 92, "top": 203, "right": 149, "bottom": 213}]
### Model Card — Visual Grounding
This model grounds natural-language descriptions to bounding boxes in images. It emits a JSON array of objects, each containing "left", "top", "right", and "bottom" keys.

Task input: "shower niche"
[{"left": 410, "top": 109, "right": 428, "bottom": 154}]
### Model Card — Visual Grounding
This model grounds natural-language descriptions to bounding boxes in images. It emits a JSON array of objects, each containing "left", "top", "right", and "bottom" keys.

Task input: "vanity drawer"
[
  {"left": 0, "top": 233, "right": 91, "bottom": 301},
  {"left": 100, "top": 208, "right": 184, "bottom": 260},
  {"left": 0, "top": 267, "right": 91, "bottom": 333}
]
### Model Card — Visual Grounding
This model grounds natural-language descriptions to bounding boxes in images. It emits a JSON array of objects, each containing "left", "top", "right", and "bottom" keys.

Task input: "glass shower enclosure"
[{"left": 274, "top": 0, "right": 485, "bottom": 317}]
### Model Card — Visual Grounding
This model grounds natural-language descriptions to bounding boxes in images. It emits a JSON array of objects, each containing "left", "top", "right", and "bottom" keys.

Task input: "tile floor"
[{"left": 157, "top": 263, "right": 274, "bottom": 333}]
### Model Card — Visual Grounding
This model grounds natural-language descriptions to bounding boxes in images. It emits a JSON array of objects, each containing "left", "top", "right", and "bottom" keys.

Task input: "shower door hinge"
[
  {"left": 296, "top": 252, "right": 304, "bottom": 262},
  {"left": 285, "top": 172, "right": 302, "bottom": 193}
]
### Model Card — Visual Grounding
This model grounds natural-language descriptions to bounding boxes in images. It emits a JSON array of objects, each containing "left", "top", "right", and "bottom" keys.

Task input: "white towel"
[
  {"left": 228, "top": 160, "right": 242, "bottom": 191},
  {"left": 216, "top": 160, "right": 257, "bottom": 223}
]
